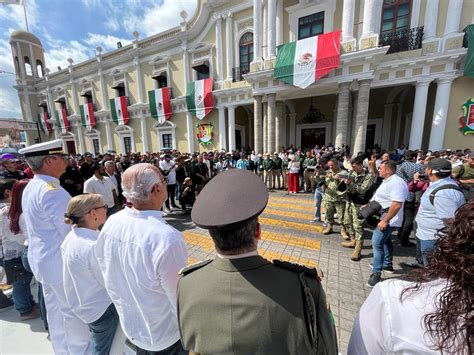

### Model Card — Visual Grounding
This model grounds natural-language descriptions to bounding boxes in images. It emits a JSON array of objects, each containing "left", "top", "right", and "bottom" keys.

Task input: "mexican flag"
[
  {"left": 56, "top": 108, "right": 70, "bottom": 134},
  {"left": 148, "top": 87, "right": 172, "bottom": 123},
  {"left": 80, "top": 102, "right": 96, "bottom": 131},
  {"left": 110, "top": 96, "right": 129, "bottom": 125},
  {"left": 464, "top": 24, "right": 474, "bottom": 78},
  {"left": 186, "top": 78, "right": 213, "bottom": 120},
  {"left": 38, "top": 111, "right": 51, "bottom": 134},
  {"left": 274, "top": 30, "right": 341, "bottom": 89}
]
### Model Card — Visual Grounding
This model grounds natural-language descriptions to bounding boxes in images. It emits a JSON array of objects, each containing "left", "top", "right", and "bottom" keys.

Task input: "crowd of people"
[{"left": 0, "top": 137, "right": 471, "bottom": 354}]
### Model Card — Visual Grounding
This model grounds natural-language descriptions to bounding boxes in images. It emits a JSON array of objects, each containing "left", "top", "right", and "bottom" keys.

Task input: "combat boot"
[
  {"left": 340, "top": 228, "right": 350, "bottom": 240},
  {"left": 341, "top": 239, "right": 356, "bottom": 248},
  {"left": 322, "top": 224, "right": 333, "bottom": 235},
  {"left": 351, "top": 240, "right": 363, "bottom": 261}
]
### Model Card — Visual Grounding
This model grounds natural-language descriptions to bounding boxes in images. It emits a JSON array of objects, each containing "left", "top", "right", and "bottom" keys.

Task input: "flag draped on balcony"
[
  {"left": 110, "top": 96, "right": 129, "bottom": 125},
  {"left": 55, "top": 108, "right": 69, "bottom": 134},
  {"left": 148, "top": 87, "right": 172, "bottom": 123},
  {"left": 274, "top": 30, "right": 341, "bottom": 89},
  {"left": 464, "top": 24, "right": 474, "bottom": 79},
  {"left": 80, "top": 102, "right": 96, "bottom": 131},
  {"left": 38, "top": 111, "right": 52, "bottom": 133},
  {"left": 186, "top": 78, "right": 213, "bottom": 120}
]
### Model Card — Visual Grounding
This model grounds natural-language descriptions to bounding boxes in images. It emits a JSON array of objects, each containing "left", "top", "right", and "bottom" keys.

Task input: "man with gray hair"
[{"left": 95, "top": 163, "right": 188, "bottom": 354}]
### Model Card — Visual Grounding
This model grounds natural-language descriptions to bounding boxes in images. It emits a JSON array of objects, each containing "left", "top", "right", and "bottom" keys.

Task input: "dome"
[{"left": 10, "top": 30, "right": 42, "bottom": 46}]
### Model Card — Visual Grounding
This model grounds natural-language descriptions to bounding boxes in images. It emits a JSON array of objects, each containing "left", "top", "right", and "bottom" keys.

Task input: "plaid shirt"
[{"left": 396, "top": 161, "right": 425, "bottom": 202}]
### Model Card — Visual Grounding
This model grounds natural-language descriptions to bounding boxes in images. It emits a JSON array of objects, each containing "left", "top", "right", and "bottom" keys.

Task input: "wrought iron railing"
[
  {"left": 379, "top": 26, "right": 424, "bottom": 54},
  {"left": 232, "top": 64, "right": 250, "bottom": 82}
]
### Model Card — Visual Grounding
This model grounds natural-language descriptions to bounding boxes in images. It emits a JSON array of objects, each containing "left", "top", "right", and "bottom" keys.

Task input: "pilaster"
[
  {"left": 352, "top": 80, "right": 371, "bottom": 155},
  {"left": 253, "top": 95, "right": 263, "bottom": 154}
]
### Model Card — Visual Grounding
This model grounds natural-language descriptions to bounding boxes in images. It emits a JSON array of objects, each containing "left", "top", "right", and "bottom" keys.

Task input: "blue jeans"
[
  {"left": 313, "top": 187, "right": 323, "bottom": 219},
  {"left": 420, "top": 239, "right": 437, "bottom": 266},
  {"left": 371, "top": 226, "right": 396, "bottom": 273},
  {"left": 12, "top": 273, "right": 35, "bottom": 315},
  {"left": 88, "top": 303, "right": 120, "bottom": 355}
]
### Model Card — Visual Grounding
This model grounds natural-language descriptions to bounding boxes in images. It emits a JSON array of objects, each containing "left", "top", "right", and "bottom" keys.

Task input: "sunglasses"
[{"left": 91, "top": 204, "right": 108, "bottom": 212}]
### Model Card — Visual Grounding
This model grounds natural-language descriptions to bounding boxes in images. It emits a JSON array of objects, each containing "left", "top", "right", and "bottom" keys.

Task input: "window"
[
  {"left": 153, "top": 73, "right": 167, "bottom": 88},
  {"left": 113, "top": 83, "right": 126, "bottom": 97},
  {"left": 298, "top": 12, "right": 324, "bottom": 40},
  {"left": 92, "top": 138, "right": 100, "bottom": 155},
  {"left": 123, "top": 137, "right": 132, "bottom": 154},
  {"left": 36, "top": 60, "right": 43, "bottom": 77},
  {"left": 381, "top": 0, "right": 411, "bottom": 36},
  {"left": 162, "top": 133, "right": 172, "bottom": 149},
  {"left": 239, "top": 32, "right": 253, "bottom": 76},
  {"left": 24, "top": 56, "right": 32, "bottom": 76},
  {"left": 193, "top": 63, "right": 210, "bottom": 80}
]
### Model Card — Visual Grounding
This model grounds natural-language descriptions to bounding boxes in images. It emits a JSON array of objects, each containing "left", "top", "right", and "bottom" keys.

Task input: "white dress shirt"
[
  {"left": 95, "top": 207, "right": 188, "bottom": 351},
  {"left": 84, "top": 175, "right": 115, "bottom": 207},
  {"left": 0, "top": 205, "right": 27, "bottom": 260},
  {"left": 371, "top": 174, "right": 408, "bottom": 228},
  {"left": 22, "top": 174, "right": 71, "bottom": 285},
  {"left": 62, "top": 227, "right": 112, "bottom": 324},
  {"left": 159, "top": 160, "right": 177, "bottom": 185}
]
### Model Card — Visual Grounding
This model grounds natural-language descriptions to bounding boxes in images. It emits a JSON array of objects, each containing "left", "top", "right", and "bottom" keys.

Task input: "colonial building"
[{"left": 10, "top": 0, "right": 473, "bottom": 156}]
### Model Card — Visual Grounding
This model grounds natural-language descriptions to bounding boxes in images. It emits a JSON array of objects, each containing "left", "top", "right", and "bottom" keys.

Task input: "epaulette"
[
  {"left": 273, "top": 260, "right": 323, "bottom": 280},
  {"left": 45, "top": 182, "right": 58, "bottom": 191},
  {"left": 179, "top": 259, "right": 212, "bottom": 276}
]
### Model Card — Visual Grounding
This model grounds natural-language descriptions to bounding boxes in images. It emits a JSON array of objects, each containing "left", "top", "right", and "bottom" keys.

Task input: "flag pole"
[{"left": 23, "top": 1, "right": 29, "bottom": 31}]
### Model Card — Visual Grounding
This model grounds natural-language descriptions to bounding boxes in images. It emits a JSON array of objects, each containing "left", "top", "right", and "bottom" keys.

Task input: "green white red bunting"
[
  {"left": 110, "top": 96, "right": 129, "bottom": 125},
  {"left": 186, "top": 78, "right": 213, "bottom": 120},
  {"left": 274, "top": 30, "right": 341, "bottom": 89},
  {"left": 148, "top": 87, "right": 172, "bottom": 123},
  {"left": 80, "top": 102, "right": 96, "bottom": 131},
  {"left": 55, "top": 108, "right": 70, "bottom": 134},
  {"left": 38, "top": 111, "right": 52, "bottom": 134}
]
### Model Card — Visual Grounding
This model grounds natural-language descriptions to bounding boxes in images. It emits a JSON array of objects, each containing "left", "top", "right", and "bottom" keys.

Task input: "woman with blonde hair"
[{"left": 61, "top": 193, "right": 119, "bottom": 355}]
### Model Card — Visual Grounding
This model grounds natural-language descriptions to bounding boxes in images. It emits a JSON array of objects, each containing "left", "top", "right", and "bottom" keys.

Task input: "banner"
[
  {"left": 38, "top": 111, "right": 52, "bottom": 134},
  {"left": 55, "top": 108, "right": 69, "bottom": 134},
  {"left": 148, "top": 87, "right": 172, "bottom": 123},
  {"left": 186, "top": 78, "right": 213, "bottom": 119},
  {"left": 80, "top": 102, "right": 96, "bottom": 131},
  {"left": 110, "top": 96, "right": 129, "bottom": 125}
]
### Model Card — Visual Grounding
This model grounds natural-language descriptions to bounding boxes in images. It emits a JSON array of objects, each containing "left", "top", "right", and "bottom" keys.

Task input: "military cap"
[
  {"left": 19, "top": 139, "right": 64, "bottom": 157},
  {"left": 427, "top": 158, "right": 451, "bottom": 174},
  {"left": 191, "top": 169, "right": 268, "bottom": 230}
]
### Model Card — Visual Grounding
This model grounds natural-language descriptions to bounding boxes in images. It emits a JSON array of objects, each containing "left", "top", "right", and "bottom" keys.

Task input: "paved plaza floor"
[{"left": 1, "top": 189, "right": 417, "bottom": 354}]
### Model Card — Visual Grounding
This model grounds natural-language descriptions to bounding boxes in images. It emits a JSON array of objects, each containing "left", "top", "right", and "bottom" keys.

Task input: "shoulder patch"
[
  {"left": 273, "top": 259, "right": 323, "bottom": 280},
  {"left": 179, "top": 259, "right": 212, "bottom": 276},
  {"left": 45, "top": 182, "right": 58, "bottom": 191}
]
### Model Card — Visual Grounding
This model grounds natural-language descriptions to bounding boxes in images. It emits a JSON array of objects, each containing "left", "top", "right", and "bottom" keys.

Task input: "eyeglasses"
[{"left": 90, "top": 204, "right": 108, "bottom": 212}]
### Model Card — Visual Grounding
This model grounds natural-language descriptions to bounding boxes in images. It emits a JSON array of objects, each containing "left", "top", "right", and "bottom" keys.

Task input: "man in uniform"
[
  {"left": 272, "top": 151, "right": 283, "bottom": 189},
  {"left": 262, "top": 153, "right": 274, "bottom": 189},
  {"left": 20, "top": 139, "right": 91, "bottom": 354},
  {"left": 302, "top": 150, "right": 317, "bottom": 192},
  {"left": 341, "top": 156, "right": 375, "bottom": 261},
  {"left": 314, "top": 158, "right": 351, "bottom": 237},
  {"left": 177, "top": 169, "right": 338, "bottom": 355}
]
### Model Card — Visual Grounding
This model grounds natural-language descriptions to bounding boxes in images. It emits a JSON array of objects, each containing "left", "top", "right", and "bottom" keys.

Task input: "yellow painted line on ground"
[
  {"left": 260, "top": 231, "right": 320, "bottom": 251},
  {"left": 270, "top": 196, "right": 314, "bottom": 206},
  {"left": 263, "top": 208, "right": 314, "bottom": 220},
  {"left": 260, "top": 216, "right": 324, "bottom": 233},
  {"left": 267, "top": 201, "right": 314, "bottom": 212},
  {"left": 258, "top": 249, "right": 318, "bottom": 268},
  {"left": 183, "top": 231, "right": 214, "bottom": 252},
  {"left": 187, "top": 256, "right": 199, "bottom": 265}
]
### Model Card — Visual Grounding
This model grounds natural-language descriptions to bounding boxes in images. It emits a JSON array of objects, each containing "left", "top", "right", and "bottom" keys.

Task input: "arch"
[
  {"left": 238, "top": 32, "right": 253, "bottom": 76},
  {"left": 24, "top": 56, "right": 32, "bottom": 76},
  {"left": 36, "top": 60, "right": 43, "bottom": 78}
]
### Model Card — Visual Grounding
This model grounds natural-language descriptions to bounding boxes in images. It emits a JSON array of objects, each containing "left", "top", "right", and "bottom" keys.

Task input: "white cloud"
[
  {"left": 44, "top": 40, "right": 92, "bottom": 72},
  {"left": 0, "top": 0, "right": 39, "bottom": 32},
  {"left": 84, "top": 33, "right": 130, "bottom": 52}
]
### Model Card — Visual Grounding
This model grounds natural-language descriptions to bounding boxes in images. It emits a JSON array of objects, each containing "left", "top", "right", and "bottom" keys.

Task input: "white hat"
[{"left": 19, "top": 139, "right": 64, "bottom": 157}]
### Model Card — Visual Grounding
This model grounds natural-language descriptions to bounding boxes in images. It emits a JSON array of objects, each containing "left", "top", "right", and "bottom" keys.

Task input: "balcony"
[
  {"left": 379, "top": 26, "right": 424, "bottom": 54},
  {"left": 232, "top": 63, "right": 250, "bottom": 82}
]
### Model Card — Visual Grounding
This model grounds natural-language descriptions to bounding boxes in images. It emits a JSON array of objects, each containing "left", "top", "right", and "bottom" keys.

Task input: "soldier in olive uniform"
[
  {"left": 177, "top": 170, "right": 338, "bottom": 355},
  {"left": 314, "top": 158, "right": 351, "bottom": 236},
  {"left": 262, "top": 153, "right": 274, "bottom": 189},
  {"left": 341, "top": 157, "right": 375, "bottom": 261},
  {"left": 302, "top": 151, "right": 317, "bottom": 192},
  {"left": 256, "top": 154, "right": 264, "bottom": 180},
  {"left": 282, "top": 153, "right": 290, "bottom": 189},
  {"left": 272, "top": 152, "right": 283, "bottom": 189}
]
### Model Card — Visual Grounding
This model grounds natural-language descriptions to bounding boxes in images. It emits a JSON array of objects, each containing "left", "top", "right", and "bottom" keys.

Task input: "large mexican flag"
[
  {"left": 464, "top": 24, "right": 474, "bottom": 79},
  {"left": 186, "top": 78, "right": 213, "bottom": 120},
  {"left": 274, "top": 30, "right": 341, "bottom": 89},
  {"left": 80, "top": 102, "right": 96, "bottom": 131},
  {"left": 148, "top": 87, "right": 172, "bottom": 123},
  {"left": 56, "top": 108, "right": 70, "bottom": 134},
  {"left": 110, "top": 96, "right": 129, "bottom": 125},
  {"left": 38, "top": 111, "right": 52, "bottom": 134}
]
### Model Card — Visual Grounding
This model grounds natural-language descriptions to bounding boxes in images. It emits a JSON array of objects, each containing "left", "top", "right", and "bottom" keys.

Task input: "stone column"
[
  {"left": 70, "top": 80, "right": 80, "bottom": 115},
  {"left": 99, "top": 69, "right": 109, "bottom": 110},
  {"left": 359, "top": 0, "right": 383, "bottom": 49},
  {"left": 140, "top": 116, "right": 149, "bottom": 152},
  {"left": 334, "top": 82, "right": 351, "bottom": 148},
  {"left": 289, "top": 113, "right": 296, "bottom": 147},
  {"left": 215, "top": 15, "right": 224, "bottom": 81},
  {"left": 218, "top": 105, "right": 227, "bottom": 150},
  {"left": 253, "top": 0, "right": 262, "bottom": 62},
  {"left": 104, "top": 119, "right": 114, "bottom": 151},
  {"left": 429, "top": 78, "right": 454, "bottom": 151},
  {"left": 423, "top": 0, "right": 440, "bottom": 40},
  {"left": 341, "top": 0, "right": 356, "bottom": 52},
  {"left": 134, "top": 56, "right": 145, "bottom": 104},
  {"left": 409, "top": 80, "right": 431, "bottom": 150},
  {"left": 254, "top": 95, "right": 263, "bottom": 153},
  {"left": 381, "top": 103, "right": 394, "bottom": 150},
  {"left": 263, "top": 3, "right": 268, "bottom": 58},
  {"left": 352, "top": 80, "right": 371, "bottom": 155},
  {"left": 228, "top": 105, "right": 236, "bottom": 151},
  {"left": 76, "top": 123, "right": 85, "bottom": 154},
  {"left": 275, "top": 101, "right": 284, "bottom": 151},
  {"left": 267, "top": 0, "right": 276, "bottom": 58},
  {"left": 182, "top": 45, "right": 194, "bottom": 153},
  {"left": 267, "top": 93, "right": 276, "bottom": 153},
  {"left": 276, "top": 0, "right": 283, "bottom": 46},
  {"left": 225, "top": 13, "right": 234, "bottom": 81},
  {"left": 46, "top": 88, "right": 55, "bottom": 119},
  {"left": 263, "top": 102, "right": 268, "bottom": 153},
  {"left": 442, "top": 0, "right": 463, "bottom": 37}
]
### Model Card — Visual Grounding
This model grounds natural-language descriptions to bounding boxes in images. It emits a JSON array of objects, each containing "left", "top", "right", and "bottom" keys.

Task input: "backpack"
[
  {"left": 428, "top": 184, "right": 465, "bottom": 205},
  {"left": 455, "top": 164, "right": 474, "bottom": 201}
]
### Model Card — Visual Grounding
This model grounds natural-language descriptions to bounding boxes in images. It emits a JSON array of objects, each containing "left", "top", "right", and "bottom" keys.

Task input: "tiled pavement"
[{"left": 166, "top": 189, "right": 418, "bottom": 354}]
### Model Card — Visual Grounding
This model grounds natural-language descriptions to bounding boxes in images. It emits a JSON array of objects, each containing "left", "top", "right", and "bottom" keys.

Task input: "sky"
[{"left": 0, "top": 0, "right": 198, "bottom": 118}]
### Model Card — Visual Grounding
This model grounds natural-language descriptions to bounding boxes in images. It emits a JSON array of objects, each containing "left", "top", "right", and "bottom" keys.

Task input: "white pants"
[{"left": 42, "top": 283, "right": 92, "bottom": 355}]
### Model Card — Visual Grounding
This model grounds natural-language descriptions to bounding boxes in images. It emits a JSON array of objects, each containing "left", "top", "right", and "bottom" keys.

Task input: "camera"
[{"left": 418, "top": 174, "right": 426, "bottom": 179}]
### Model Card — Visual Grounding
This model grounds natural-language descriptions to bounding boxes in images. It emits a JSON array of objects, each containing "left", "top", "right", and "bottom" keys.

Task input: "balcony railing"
[
  {"left": 379, "top": 26, "right": 424, "bottom": 54},
  {"left": 232, "top": 64, "right": 250, "bottom": 82}
]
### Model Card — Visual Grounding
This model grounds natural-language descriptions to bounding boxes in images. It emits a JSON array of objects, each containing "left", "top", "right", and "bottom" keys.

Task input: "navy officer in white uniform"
[{"left": 20, "top": 139, "right": 91, "bottom": 354}]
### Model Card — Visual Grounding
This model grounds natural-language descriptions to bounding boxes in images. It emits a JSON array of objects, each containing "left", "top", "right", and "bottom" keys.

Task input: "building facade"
[{"left": 10, "top": 0, "right": 473, "bottom": 156}]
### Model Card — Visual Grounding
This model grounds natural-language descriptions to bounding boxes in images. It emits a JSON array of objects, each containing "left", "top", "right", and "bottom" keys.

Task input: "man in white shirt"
[
  {"left": 159, "top": 155, "right": 177, "bottom": 211},
  {"left": 367, "top": 160, "right": 408, "bottom": 287},
  {"left": 95, "top": 163, "right": 188, "bottom": 354},
  {"left": 84, "top": 163, "right": 118, "bottom": 216}
]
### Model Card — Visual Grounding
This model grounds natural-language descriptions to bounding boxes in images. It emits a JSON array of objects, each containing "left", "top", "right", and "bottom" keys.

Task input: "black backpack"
[
  {"left": 348, "top": 176, "right": 382, "bottom": 205},
  {"left": 428, "top": 184, "right": 465, "bottom": 205}
]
